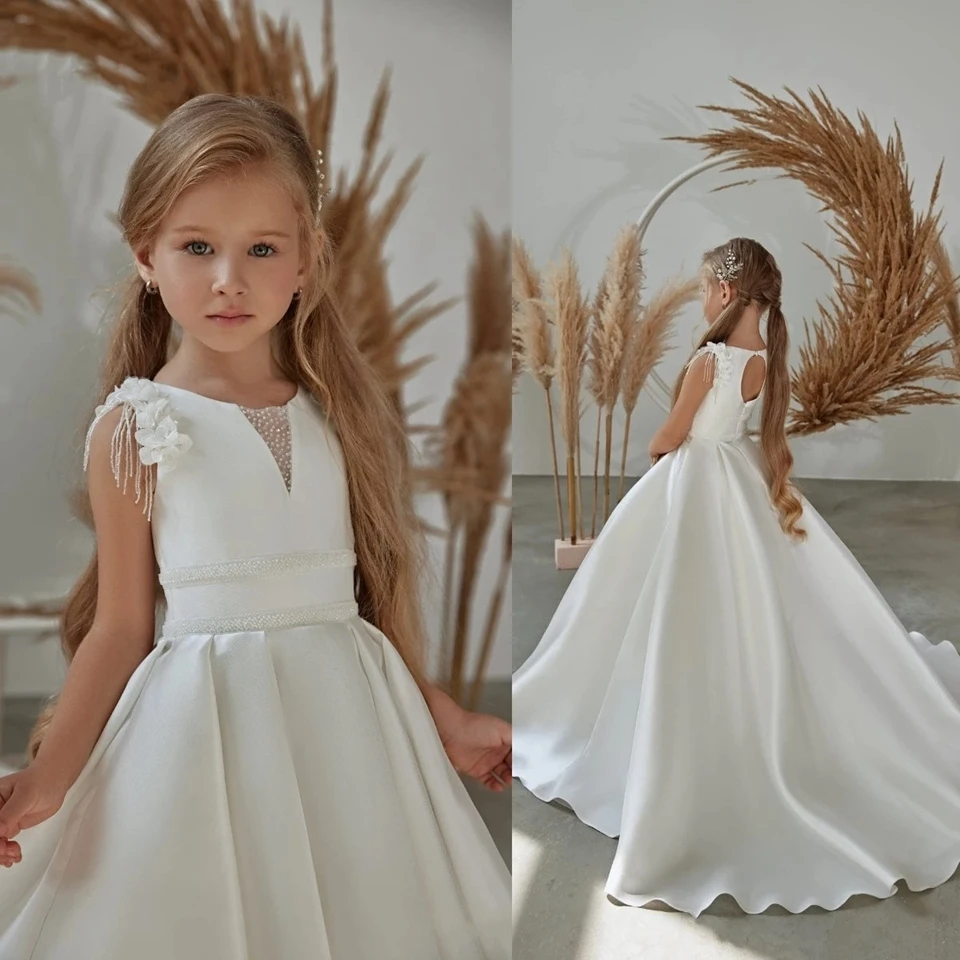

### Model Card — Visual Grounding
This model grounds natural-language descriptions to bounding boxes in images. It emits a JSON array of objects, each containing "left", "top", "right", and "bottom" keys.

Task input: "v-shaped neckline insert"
[{"left": 152, "top": 381, "right": 300, "bottom": 498}]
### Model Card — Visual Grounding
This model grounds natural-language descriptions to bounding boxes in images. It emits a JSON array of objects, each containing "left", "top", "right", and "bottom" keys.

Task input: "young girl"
[
  {"left": 0, "top": 94, "right": 511, "bottom": 959},
  {"left": 513, "top": 236, "right": 960, "bottom": 917}
]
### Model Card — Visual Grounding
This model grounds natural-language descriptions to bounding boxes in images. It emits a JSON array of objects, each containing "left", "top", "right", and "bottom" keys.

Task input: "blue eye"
[{"left": 181, "top": 239, "right": 277, "bottom": 257}]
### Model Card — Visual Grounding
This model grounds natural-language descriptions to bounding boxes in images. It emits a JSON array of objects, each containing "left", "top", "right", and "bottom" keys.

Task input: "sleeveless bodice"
[
  {"left": 83, "top": 378, "right": 358, "bottom": 639},
  {"left": 686, "top": 342, "right": 767, "bottom": 442}
]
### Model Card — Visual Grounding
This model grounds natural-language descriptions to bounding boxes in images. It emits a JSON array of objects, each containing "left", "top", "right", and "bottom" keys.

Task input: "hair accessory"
[
  {"left": 314, "top": 149, "right": 326, "bottom": 224},
  {"left": 715, "top": 250, "right": 742, "bottom": 283}
]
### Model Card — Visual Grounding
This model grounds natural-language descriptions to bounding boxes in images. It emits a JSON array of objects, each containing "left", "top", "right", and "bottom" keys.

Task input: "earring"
[
  {"left": 292, "top": 287, "right": 302, "bottom": 300},
  {"left": 145, "top": 279, "right": 158, "bottom": 294}
]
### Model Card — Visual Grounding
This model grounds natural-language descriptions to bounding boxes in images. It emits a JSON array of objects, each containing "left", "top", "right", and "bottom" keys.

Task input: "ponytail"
[{"left": 758, "top": 302, "right": 805, "bottom": 540}]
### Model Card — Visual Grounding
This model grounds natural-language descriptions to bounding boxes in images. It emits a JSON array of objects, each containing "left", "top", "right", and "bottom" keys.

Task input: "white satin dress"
[
  {"left": 513, "top": 341, "right": 960, "bottom": 916},
  {"left": 0, "top": 376, "right": 511, "bottom": 959}
]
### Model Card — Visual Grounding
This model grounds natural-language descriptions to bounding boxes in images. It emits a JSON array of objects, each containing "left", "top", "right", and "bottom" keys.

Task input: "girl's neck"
[
  {"left": 725, "top": 305, "right": 765, "bottom": 348},
  {"left": 164, "top": 337, "right": 286, "bottom": 389}
]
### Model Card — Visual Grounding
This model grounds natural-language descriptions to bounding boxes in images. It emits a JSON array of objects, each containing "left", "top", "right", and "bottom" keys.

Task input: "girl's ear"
[
  {"left": 718, "top": 280, "right": 731, "bottom": 306},
  {"left": 134, "top": 248, "right": 154, "bottom": 284},
  {"left": 296, "top": 252, "right": 309, "bottom": 288}
]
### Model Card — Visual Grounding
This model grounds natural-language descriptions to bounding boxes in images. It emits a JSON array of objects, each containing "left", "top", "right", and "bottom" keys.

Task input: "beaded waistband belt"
[
  {"left": 158, "top": 549, "right": 356, "bottom": 588},
  {"left": 160, "top": 599, "right": 360, "bottom": 638}
]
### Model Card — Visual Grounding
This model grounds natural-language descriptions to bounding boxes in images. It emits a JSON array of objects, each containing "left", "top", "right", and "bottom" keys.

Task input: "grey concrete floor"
[{"left": 512, "top": 474, "right": 960, "bottom": 960}]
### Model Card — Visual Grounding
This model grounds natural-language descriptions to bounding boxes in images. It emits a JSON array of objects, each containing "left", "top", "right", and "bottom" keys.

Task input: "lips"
[{"left": 207, "top": 313, "right": 252, "bottom": 326}]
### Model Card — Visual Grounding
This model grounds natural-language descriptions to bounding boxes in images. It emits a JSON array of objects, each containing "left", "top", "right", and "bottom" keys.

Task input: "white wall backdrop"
[
  {"left": 0, "top": 0, "right": 511, "bottom": 695},
  {"left": 513, "top": 0, "right": 960, "bottom": 482}
]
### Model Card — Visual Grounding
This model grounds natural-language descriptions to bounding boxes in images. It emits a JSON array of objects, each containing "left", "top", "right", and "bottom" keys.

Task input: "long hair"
[
  {"left": 670, "top": 237, "right": 806, "bottom": 541},
  {"left": 29, "top": 94, "right": 430, "bottom": 758}
]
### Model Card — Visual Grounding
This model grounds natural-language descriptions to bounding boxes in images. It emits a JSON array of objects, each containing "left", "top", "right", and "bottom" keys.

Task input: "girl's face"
[
  {"left": 699, "top": 269, "right": 730, "bottom": 326},
  {"left": 136, "top": 164, "right": 307, "bottom": 354}
]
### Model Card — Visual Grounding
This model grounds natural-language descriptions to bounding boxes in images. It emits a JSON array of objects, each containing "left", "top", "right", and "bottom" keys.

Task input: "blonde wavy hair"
[
  {"left": 29, "top": 94, "right": 430, "bottom": 758},
  {"left": 671, "top": 237, "right": 806, "bottom": 541}
]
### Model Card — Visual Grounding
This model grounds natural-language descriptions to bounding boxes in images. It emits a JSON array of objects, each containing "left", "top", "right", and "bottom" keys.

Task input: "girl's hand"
[
  {"left": 435, "top": 705, "right": 512, "bottom": 791},
  {"left": 0, "top": 764, "right": 68, "bottom": 865}
]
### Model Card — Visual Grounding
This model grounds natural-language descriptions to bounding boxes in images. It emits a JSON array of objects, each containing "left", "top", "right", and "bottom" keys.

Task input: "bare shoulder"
[
  {"left": 86, "top": 407, "right": 158, "bottom": 645},
  {"left": 683, "top": 351, "right": 716, "bottom": 391}
]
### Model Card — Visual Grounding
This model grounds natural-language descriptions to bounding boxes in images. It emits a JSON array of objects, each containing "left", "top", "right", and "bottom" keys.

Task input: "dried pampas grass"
[
  {"left": 590, "top": 225, "right": 642, "bottom": 527},
  {"left": 513, "top": 238, "right": 565, "bottom": 540},
  {"left": 670, "top": 79, "right": 960, "bottom": 435},
  {"left": 512, "top": 300, "right": 524, "bottom": 386},
  {"left": 931, "top": 240, "right": 960, "bottom": 375},
  {"left": 585, "top": 298, "right": 604, "bottom": 536},
  {"left": 432, "top": 353, "right": 511, "bottom": 702},
  {"left": 618, "top": 275, "right": 698, "bottom": 499},
  {"left": 467, "top": 216, "right": 511, "bottom": 358},
  {"left": 422, "top": 216, "right": 511, "bottom": 704},
  {"left": 512, "top": 229, "right": 697, "bottom": 540},
  {"left": 467, "top": 524, "right": 511, "bottom": 712},
  {"left": 548, "top": 249, "right": 590, "bottom": 545},
  {"left": 513, "top": 237, "right": 544, "bottom": 310}
]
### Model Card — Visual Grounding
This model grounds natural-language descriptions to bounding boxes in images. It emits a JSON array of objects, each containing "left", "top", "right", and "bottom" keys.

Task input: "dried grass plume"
[
  {"left": 548, "top": 248, "right": 590, "bottom": 544},
  {"left": 589, "top": 225, "right": 643, "bottom": 527},
  {"left": 513, "top": 237, "right": 565, "bottom": 540},
  {"left": 670, "top": 79, "right": 960, "bottom": 435},
  {"left": 618, "top": 275, "right": 698, "bottom": 498}
]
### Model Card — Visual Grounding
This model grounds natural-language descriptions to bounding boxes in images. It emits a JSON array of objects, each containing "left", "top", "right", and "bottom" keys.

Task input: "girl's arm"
[
  {"left": 418, "top": 681, "right": 460, "bottom": 723},
  {"left": 418, "top": 680, "right": 511, "bottom": 791},
  {"left": 30, "top": 406, "right": 159, "bottom": 795},
  {"left": 647, "top": 352, "right": 713, "bottom": 459}
]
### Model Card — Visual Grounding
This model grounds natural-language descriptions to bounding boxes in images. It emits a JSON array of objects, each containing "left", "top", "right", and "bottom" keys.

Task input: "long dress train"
[{"left": 514, "top": 341, "right": 960, "bottom": 916}]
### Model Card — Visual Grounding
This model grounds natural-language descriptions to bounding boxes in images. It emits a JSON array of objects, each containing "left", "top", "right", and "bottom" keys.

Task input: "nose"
[{"left": 212, "top": 257, "right": 247, "bottom": 297}]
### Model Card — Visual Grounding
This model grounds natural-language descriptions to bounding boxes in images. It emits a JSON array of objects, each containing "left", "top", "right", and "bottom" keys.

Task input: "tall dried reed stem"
[
  {"left": 513, "top": 238, "right": 565, "bottom": 539},
  {"left": 617, "top": 276, "right": 698, "bottom": 500},
  {"left": 548, "top": 249, "right": 590, "bottom": 545},
  {"left": 442, "top": 355, "right": 511, "bottom": 701},
  {"left": 426, "top": 218, "right": 511, "bottom": 702},
  {"left": 591, "top": 226, "right": 642, "bottom": 522},
  {"left": 467, "top": 524, "right": 510, "bottom": 712}
]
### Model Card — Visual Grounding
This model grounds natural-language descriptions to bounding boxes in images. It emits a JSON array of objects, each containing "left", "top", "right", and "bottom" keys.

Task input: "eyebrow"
[{"left": 170, "top": 225, "right": 292, "bottom": 239}]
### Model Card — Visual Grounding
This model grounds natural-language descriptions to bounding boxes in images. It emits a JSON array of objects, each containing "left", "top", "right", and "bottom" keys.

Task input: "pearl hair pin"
[
  {"left": 315, "top": 148, "right": 326, "bottom": 224},
  {"left": 715, "top": 250, "right": 743, "bottom": 283}
]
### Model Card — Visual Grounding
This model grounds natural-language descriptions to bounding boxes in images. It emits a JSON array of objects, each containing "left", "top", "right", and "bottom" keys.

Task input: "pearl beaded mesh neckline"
[{"left": 238, "top": 404, "right": 292, "bottom": 492}]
